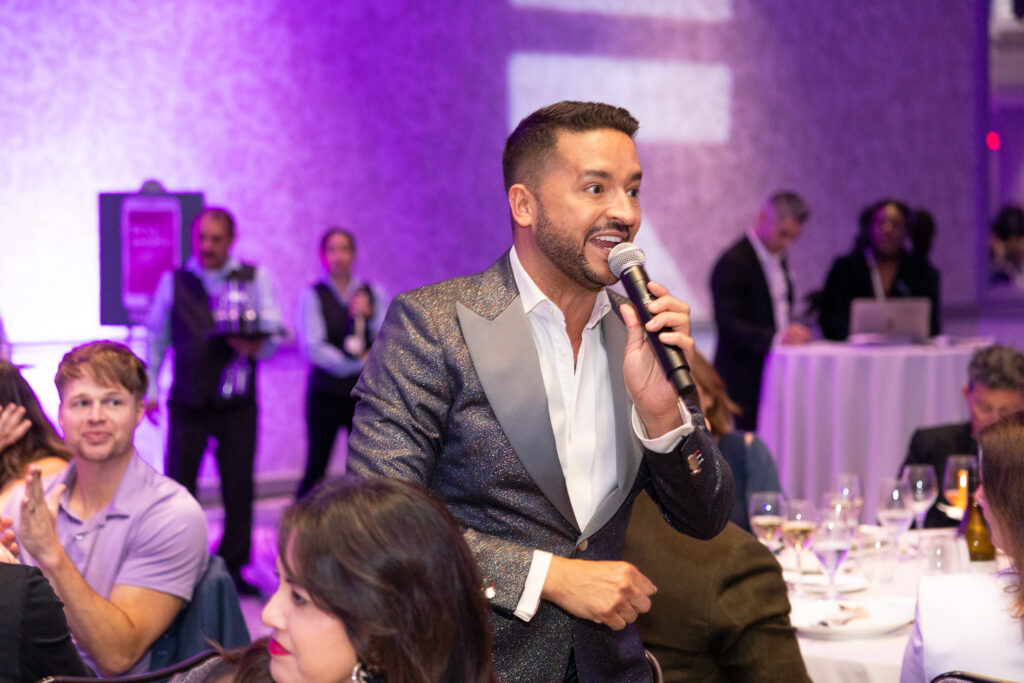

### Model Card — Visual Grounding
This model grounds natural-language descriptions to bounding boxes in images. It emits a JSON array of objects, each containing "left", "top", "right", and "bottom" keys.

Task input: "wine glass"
[
  {"left": 748, "top": 491, "right": 785, "bottom": 550},
  {"left": 942, "top": 455, "right": 978, "bottom": 513},
  {"left": 876, "top": 477, "right": 915, "bottom": 551},
  {"left": 827, "top": 472, "right": 864, "bottom": 525},
  {"left": 781, "top": 499, "right": 816, "bottom": 597},
  {"left": 812, "top": 505, "right": 857, "bottom": 600},
  {"left": 901, "top": 464, "right": 939, "bottom": 531}
]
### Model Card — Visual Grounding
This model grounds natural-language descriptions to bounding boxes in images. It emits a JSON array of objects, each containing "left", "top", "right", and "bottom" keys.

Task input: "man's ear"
[{"left": 508, "top": 184, "right": 536, "bottom": 229}]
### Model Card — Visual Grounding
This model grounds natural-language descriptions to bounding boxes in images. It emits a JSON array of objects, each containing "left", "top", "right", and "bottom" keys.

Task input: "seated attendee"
[
  {"left": 624, "top": 493, "right": 810, "bottom": 683},
  {"left": 691, "top": 349, "right": 782, "bottom": 532},
  {"left": 1, "top": 341, "right": 208, "bottom": 676},
  {"left": 0, "top": 561, "right": 95, "bottom": 680},
  {"left": 899, "top": 343, "right": 1024, "bottom": 527},
  {"left": 0, "top": 360, "right": 72, "bottom": 509},
  {"left": 989, "top": 204, "right": 1024, "bottom": 286},
  {"left": 819, "top": 198, "right": 940, "bottom": 341},
  {"left": 175, "top": 476, "right": 495, "bottom": 683},
  {"left": 900, "top": 413, "right": 1024, "bottom": 682}
]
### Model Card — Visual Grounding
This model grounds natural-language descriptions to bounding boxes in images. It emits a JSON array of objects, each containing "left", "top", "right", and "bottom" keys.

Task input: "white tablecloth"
[
  {"left": 759, "top": 341, "right": 986, "bottom": 524},
  {"left": 793, "top": 529, "right": 992, "bottom": 683}
]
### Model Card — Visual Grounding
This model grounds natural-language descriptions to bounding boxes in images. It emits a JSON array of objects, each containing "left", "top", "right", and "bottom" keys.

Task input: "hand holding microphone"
[{"left": 608, "top": 242, "right": 695, "bottom": 399}]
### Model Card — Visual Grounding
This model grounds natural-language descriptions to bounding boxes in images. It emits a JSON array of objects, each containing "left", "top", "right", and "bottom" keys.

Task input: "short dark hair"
[
  {"left": 968, "top": 344, "right": 1024, "bottom": 393},
  {"left": 501, "top": 101, "right": 639, "bottom": 192},
  {"left": 279, "top": 477, "right": 494, "bottom": 683},
  {"left": 194, "top": 207, "right": 236, "bottom": 239},
  {"left": 55, "top": 341, "right": 148, "bottom": 402},
  {"left": 320, "top": 227, "right": 356, "bottom": 255},
  {"left": 768, "top": 190, "right": 810, "bottom": 224},
  {"left": 992, "top": 205, "right": 1024, "bottom": 241}
]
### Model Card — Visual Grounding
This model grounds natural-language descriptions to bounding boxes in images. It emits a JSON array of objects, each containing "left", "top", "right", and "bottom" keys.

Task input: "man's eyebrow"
[{"left": 578, "top": 169, "right": 643, "bottom": 182}]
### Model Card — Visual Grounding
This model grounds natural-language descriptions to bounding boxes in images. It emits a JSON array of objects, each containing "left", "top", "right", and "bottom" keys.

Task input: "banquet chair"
[
  {"left": 35, "top": 650, "right": 218, "bottom": 683},
  {"left": 646, "top": 649, "right": 664, "bottom": 683},
  {"left": 930, "top": 672, "right": 1021, "bottom": 683}
]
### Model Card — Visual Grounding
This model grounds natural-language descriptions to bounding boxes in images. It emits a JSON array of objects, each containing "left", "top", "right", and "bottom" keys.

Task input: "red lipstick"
[{"left": 268, "top": 638, "right": 290, "bottom": 656}]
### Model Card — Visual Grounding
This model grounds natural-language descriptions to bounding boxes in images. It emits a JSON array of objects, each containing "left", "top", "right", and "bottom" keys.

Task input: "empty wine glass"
[
  {"left": 901, "top": 464, "right": 939, "bottom": 531},
  {"left": 812, "top": 505, "right": 857, "bottom": 600},
  {"left": 876, "top": 477, "right": 915, "bottom": 553},
  {"left": 749, "top": 491, "right": 785, "bottom": 550},
  {"left": 827, "top": 472, "right": 864, "bottom": 525},
  {"left": 942, "top": 454, "right": 978, "bottom": 514},
  {"left": 781, "top": 499, "right": 816, "bottom": 597}
]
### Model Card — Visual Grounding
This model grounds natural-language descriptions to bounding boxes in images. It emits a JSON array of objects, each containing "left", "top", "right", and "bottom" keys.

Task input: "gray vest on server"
[
  {"left": 308, "top": 282, "right": 373, "bottom": 397},
  {"left": 170, "top": 264, "right": 257, "bottom": 407}
]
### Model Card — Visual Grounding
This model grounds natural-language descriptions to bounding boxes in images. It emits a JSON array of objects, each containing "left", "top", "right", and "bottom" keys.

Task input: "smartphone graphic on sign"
[{"left": 120, "top": 194, "right": 182, "bottom": 314}]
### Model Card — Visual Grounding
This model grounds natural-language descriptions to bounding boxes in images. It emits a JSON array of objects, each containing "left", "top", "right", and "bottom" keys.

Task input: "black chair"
[
  {"left": 35, "top": 650, "right": 219, "bottom": 683},
  {"left": 931, "top": 672, "right": 1021, "bottom": 683},
  {"left": 147, "top": 555, "right": 251, "bottom": 670}
]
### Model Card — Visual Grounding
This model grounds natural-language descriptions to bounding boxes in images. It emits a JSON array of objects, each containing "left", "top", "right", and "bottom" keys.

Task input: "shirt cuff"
[
  {"left": 631, "top": 399, "right": 694, "bottom": 453},
  {"left": 514, "top": 549, "right": 553, "bottom": 622}
]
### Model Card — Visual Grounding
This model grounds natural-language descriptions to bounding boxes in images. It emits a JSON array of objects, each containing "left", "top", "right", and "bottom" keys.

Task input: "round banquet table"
[{"left": 758, "top": 340, "right": 989, "bottom": 525}]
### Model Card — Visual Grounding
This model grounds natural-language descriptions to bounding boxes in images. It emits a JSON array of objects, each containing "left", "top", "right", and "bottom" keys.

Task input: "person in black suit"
[
  {"left": 0, "top": 562, "right": 94, "bottom": 681},
  {"left": 819, "top": 198, "right": 941, "bottom": 341},
  {"left": 711, "top": 191, "right": 811, "bottom": 431},
  {"left": 899, "top": 343, "right": 1024, "bottom": 527}
]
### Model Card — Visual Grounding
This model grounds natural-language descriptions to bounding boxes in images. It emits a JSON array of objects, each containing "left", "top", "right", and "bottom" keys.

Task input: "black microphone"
[{"left": 608, "top": 242, "right": 695, "bottom": 398}]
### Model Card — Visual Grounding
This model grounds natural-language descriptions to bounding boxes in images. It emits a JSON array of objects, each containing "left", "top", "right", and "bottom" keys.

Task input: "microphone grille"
[{"left": 608, "top": 242, "right": 646, "bottom": 278}]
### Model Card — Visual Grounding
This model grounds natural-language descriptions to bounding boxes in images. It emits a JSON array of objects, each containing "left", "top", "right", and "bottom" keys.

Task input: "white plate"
[
  {"left": 791, "top": 597, "right": 916, "bottom": 639},
  {"left": 783, "top": 571, "right": 870, "bottom": 594}
]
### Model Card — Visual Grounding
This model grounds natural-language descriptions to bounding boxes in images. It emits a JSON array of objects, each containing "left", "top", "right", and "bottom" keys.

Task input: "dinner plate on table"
[
  {"left": 790, "top": 596, "right": 916, "bottom": 639},
  {"left": 783, "top": 572, "right": 870, "bottom": 594}
]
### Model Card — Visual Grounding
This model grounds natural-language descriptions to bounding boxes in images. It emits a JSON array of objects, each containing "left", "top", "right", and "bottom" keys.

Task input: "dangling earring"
[{"left": 351, "top": 662, "right": 370, "bottom": 682}]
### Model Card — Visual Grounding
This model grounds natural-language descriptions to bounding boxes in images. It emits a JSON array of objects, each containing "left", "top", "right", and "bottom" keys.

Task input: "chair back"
[
  {"left": 147, "top": 555, "right": 251, "bottom": 671},
  {"left": 645, "top": 649, "right": 664, "bottom": 683}
]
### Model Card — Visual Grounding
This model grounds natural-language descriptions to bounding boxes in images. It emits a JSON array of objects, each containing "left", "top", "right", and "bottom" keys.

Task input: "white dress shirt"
[
  {"left": 508, "top": 247, "right": 693, "bottom": 620},
  {"left": 747, "top": 229, "right": 792, "bottom": 344}
]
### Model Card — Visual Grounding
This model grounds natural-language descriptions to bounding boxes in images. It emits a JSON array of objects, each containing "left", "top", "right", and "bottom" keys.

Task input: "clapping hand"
[{"left": 18, "top": 466, "right": 65, "bottom": 568}]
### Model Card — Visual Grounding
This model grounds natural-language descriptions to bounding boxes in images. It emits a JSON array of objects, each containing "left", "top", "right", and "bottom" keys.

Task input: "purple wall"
[{"left": 0, "top": 0, "right": 990, "bottom": 482}]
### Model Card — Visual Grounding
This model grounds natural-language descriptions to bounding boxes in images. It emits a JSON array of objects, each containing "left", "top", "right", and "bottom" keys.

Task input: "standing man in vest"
[
  {"left": 145, "top": 207, "right": 282, "bottom": 595},
  {"left": 295, "top": 228, "right": 385, "bottom": 498},
  {"left": 710, "top": 192, "right": 811, "bottom": 432}
]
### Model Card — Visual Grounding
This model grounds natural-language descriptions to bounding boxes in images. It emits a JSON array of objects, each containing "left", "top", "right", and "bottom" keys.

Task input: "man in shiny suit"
[
  {"left": 348, "top": 101, "right": 733, "bottom": 682},
  {"left": 710, "top": 192, "right": 811, "bottom": 431}
]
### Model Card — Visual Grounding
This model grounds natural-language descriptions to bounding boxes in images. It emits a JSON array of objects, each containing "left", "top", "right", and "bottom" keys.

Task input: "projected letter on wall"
[{"left": 510, "top": 0, "right": 732, "bottom": 21}]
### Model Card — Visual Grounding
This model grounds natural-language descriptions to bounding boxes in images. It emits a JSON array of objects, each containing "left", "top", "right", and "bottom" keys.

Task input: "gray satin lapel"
[
  {"left": 457, "top": 300, "right": 578, "bottom": 531},
  {"left": 581, "top": 311, "right": 644, "bottom": 538}
]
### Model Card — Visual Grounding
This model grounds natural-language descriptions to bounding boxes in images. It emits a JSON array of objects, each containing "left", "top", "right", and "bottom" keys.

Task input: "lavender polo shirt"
[{"left": 4, "top": 453, "right": 209, "bottom": 674}]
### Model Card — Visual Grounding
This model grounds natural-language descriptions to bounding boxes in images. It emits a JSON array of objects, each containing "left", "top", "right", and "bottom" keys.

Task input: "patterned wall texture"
[{"left": 0, "top": 0, "right": 988, "bottom": 481}]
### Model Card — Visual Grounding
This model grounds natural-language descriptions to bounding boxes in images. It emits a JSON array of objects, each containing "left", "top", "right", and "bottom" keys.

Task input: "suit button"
[{"left": 577, "top": 540, "right": 588, "bottom": 552}]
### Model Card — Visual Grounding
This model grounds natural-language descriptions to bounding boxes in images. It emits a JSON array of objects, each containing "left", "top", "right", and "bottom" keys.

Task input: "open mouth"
[{"left": 590, "top": 233, "right": 625, "bottom": 255}]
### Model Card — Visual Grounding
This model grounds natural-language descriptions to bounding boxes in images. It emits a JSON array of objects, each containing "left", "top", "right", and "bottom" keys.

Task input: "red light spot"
[{"left": 987, "top": 131, "right": 1001, "bottom": 150}]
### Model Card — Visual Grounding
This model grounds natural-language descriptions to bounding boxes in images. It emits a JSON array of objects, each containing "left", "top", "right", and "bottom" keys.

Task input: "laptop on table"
[{"left": 848, "top": 297, "right": 931, "bottom": 345}]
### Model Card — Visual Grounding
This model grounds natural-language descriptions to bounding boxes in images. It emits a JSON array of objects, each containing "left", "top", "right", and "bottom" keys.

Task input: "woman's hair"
[
  {"left": 0, "top": 360, "right": 71, "bottom": 491},
  {"left": 978, "top": 412, "right": 1024, "bottom": 621},
  {"left": 855, "top": 198, "right": 911, "bottom": 252},
  {"left": 689, "top": 349, "right": 740, "bottom": 436},
  {"left": 278, "top": 476, "right": 495, "bottom": 683}
]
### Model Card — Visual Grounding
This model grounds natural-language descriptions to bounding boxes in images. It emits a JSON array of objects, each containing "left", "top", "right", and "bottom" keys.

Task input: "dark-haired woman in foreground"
[{"left": 177, "top": 476, "right": 495, "bottom": 683}]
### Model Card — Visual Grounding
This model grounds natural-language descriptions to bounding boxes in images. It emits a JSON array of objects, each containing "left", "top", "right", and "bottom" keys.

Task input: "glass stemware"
[
  {"left": 812, "top": 505, "right": 857, "bottom": 601},
  {"left": 781, "top": 499, "right": 816, "bottom": 597},
  {"left": 942, "top": 454, "right": 978, "bottom": 512},
  {"left": 901, "top": 464, "right": 939, "bottom": 531},
  {"left": 748, "top": 491, "right": 785, "bottom": 550},
  {"left": 876, "top": 477, "right": 915, "bottom": 552},
  {"left": 827, "top": 472, "right": 864, "bottom": 525}
]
